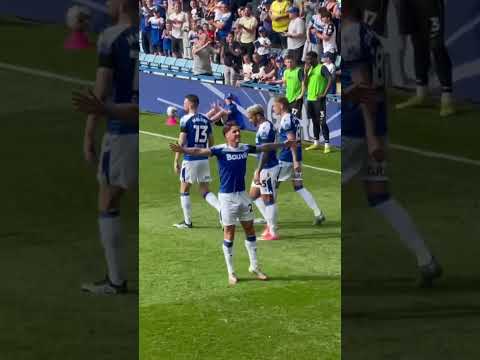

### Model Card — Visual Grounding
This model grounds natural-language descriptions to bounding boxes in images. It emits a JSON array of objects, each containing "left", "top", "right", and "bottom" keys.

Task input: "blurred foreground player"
[
  {"left": 80, "top": 0, "right": 139, "bottom": 295},
  {"left": 341, "top": 1, "right": 442, "bottom": 287},
  {"left": 170, "top": 123, "right": 294, "bottom": 285}
]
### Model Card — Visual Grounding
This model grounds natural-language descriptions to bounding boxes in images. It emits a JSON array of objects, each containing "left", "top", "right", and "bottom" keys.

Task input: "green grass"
[
  {"left": 0, "top": 20, "right": 138, "bottom": 360},
  {"left": 342, "top": 92, "right": 480, "bottom": 359},
  {"left": 139, "top": 115, "right": 341, "bottom": 359}
]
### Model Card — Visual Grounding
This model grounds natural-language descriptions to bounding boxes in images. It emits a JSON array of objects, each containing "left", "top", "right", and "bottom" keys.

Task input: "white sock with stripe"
[
  {"left": 222, "top": 240, "right": 234, "bottom": 274},
  {"left": 244, "top": 235, "right": 258, "bottom": 270},
  {"left": 180, "top": 192, "right": 192, "bottom": 225},
  {"left": 99, "top": 210, "right": 125, "bottom": 286}
]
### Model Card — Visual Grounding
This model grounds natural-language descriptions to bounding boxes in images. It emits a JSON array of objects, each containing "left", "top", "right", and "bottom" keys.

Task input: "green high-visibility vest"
[
  {"left": 283, "top": 67, "right": 302, "bottom": 103},
  {"left": 306, "top": 64, "right": 328, "bottom": 101}
]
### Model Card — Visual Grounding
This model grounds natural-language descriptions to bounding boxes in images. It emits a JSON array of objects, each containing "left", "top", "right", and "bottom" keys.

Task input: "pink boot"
[
  {"left": 64, "top": 30, "right": 90, "bottom": 50},
  {"left": 165, "top": 116, "right": 178, "bottom": 126}
]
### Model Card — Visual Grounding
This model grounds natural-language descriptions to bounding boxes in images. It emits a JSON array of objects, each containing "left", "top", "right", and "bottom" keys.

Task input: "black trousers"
[
  {"left": 396, "top": 0, "right": 452, "bottom": 91},
  {"left": 141, "top": 31, "right": 151, "bottom": 54},
  {"left": 307, "top": 97, "right": 329, "bottom": 142},
  {"left": 288, "top": 98, "right": 303, "bottom": 119},
  {"left": 288, "top": 46, "right": 304, "bottom": 65}
]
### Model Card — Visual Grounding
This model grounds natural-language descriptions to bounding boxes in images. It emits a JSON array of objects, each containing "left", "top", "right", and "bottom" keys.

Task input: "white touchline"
[
  {"left": 140, "top": 130, "right": 341, "bottom": 175},
  {"left": 2, "top": 61, "right": 479, "bottom": 169}
]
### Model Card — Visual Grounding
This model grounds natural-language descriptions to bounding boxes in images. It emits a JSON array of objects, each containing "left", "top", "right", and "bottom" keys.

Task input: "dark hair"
[
  {"left": 273, "top": 96, "right": 289, "bottom": 110},
  {"left": 185, "top": 94, "right": 199, "bottom": 107},
  {"left": 284, "top": 53, "right": 296, "bottom": 64},
  {"left": 305, "top": 51, "right": 318, "bottom": 60},
  {"left": 223, "top": 121, "right": 239, "bottom": 136}
]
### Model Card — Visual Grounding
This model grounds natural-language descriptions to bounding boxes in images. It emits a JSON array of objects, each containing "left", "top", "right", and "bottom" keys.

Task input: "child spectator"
[
  {"left": 162, "top": 22, "right": 173, "bottom": 56},
  {"left": 149, "top": 7, "right": 165, "bottom": 55},
  {"left": 254, "top": 26, "right": 271, "bottom": 63}
]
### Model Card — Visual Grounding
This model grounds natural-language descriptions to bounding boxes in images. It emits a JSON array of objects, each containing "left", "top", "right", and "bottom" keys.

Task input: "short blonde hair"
[{"left": 246, "top": 104, "right": 264, "bottom": 118}]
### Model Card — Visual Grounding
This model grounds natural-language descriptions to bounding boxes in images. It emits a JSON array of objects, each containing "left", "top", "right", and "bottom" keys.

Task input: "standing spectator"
[
  {"left": 321, "top": 51, "right": 336, "bottom": 94},
  {"left": 148, "top": 7, "right": 165, "bottom": 55},
  {"left": 192, "top": 32, "right": 215, "bottom": 75},
  {"left": 213, "top": 1, "right": 233, "bottom": 43},
  {"left": 259, "top": 0, "right": 273, "bottom": 35},
  {"left": 237, "top": 5, "right": 258, "bottom": 58},
  {"left": 168, "top": 2, "right": 188, "bottom": 57},
  {"left": 140, "top": 3, "right": 152, "bottom": 53},
  {"left": 186, "top": 21, "right": 200, "bottom": 59},
  {"left": 285, "top": 6, "right": 305, "bottom": 64},
  {"left": 162, "top": 21, "right": 173, "bottom": 56},
  {"left": 222, "top": 32, "right": 243, "bottom": 86},
  {"left": 282, "top": 54, "right": 304, "bottom": 117},
  {"left": 269, "top": 0, "right": 290, "bottom": 48},
  {"left": 317, "top": 10, "right": 337, "bottom": 56},
  {"left": 303, "top": 51, "right": 333, "bottom": 152},
  {"left": 254, "top": 26, "right": 271, "bottom": 63},
  {"left": 190, "top": 0, "right": 204, "bottom": 21}
]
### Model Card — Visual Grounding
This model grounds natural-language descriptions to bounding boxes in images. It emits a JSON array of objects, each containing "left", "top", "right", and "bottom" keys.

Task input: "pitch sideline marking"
[
  {"left": 2, "top": 61, "right": 480, "bottom": 169},
  {"left": 140, "top": 130, "right": 342, "bottom": 175}
]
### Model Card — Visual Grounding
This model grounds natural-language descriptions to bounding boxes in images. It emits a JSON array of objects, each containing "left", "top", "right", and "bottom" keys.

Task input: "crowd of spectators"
[{"left": 140, "top": 0, "right": 340, "bottom": 91}]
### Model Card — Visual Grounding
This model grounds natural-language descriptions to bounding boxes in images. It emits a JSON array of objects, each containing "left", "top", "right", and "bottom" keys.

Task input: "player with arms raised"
[
  {"left": 81, "top": 0, "right": 139, "bottom": 295},
  {"left": 274, "top": 96, "right": 326, "bottom": 225},
  {"left": 173, "top": 94, "right": 220, "bottom": 229},
  {"left": 341, "top": 1, "right": 442, "bottom": 287},
  {"left": 170, "top": 123, "right": 294, "bottom": 285},
  {"left": 246, "top": 104, "right": 280, "bottom": 241}
]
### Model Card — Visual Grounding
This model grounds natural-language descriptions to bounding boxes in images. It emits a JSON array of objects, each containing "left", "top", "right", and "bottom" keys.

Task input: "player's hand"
[
  {"left": 83, "top": 135, "right": 97, "bottom": 166},
  {"left": 343, "top": 83, "right": 377, "bottom": 108},
  {"left": 73, "top": 88, "right": 106, "bottom": 116},
  {"left": 366, "top": 136, "right": 385, "bottom": 162},
  {"left": 294, "top": 161, "right": 301, "bottom": 174},
  {"left": 169, "top": 143, "right": 184, "bottom": 153},
  {"left": 174, "top": 160, "right": 181, "bottom": 174},
  {"left": 253, "top": 169, "right": 261, "bottom": 185}
]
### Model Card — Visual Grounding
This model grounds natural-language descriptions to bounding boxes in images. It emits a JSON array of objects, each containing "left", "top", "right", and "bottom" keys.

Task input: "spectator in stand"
[
  {"left": 269, "top": 0, "right": 290, "bottom": 48},
  {"left": 214, "top": 1, "right": 234, "bottom": 44},
  {"left": 259, "top": 0, "right": 272, "bottom": 35},
  {"left": 162, "top": 21, "right": 173, "bottom": 56},
  {"left": 186, "top": 21, "right": 200, "bottom": 59},
  {"left": 232, "top": 6, "right": 245, "bottom": 42},
  {"left": 168, "top": 2, "right": 188, "bottom": 57},
  {"left": 192, "top": 32, "right": 215, "bottom": 75},
  {"left": 321, "top": 51, "right": 336, "bottom": 94},
  {"left": 282, "top": 54, "right": 304, "bottom": 117},
  {"left": 237, "top": 5, "right": 258, "bottom": 58},
  {"left": 148, "top": 7, "right": 165, "bottom": 55},
  {"left": 317, "top": 9, "right": 337, "bottom": 56},
  {"left": 190, "top": 0, "right": 204, "bottom": 21},
  {"left": 222, "top": 31, "right": 243, "bottom": 86},
  {"left": 254, "top": 26, "right": 271, "bottom": 63},
  {"left": 242, "top": 53, "right": 255, "bottom": 81},
  {"left": 285, "top": 6, "right": 306, "bottom": 64},
  {"left": 140, "top": 2, "right": 152, "bottom": 53}
]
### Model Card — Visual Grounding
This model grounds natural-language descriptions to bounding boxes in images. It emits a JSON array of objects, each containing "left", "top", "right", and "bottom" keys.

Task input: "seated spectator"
[
  {"left": 192, "top": 32, "right": 215, "bottom": 75},
  {"left": 251, "top": 52, "right": 264, "bottom": 80},
  {"left": 241, "top": 53, "right": 255, "bottom": 81}
]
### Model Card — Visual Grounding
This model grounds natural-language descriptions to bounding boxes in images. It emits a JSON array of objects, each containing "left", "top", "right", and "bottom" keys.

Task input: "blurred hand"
[
  {"left": 174, "top": 160, "right": 181, "bottom": 175},
  {"left": 253, "top": 169, "right": 261, "bottom": 185},
  {"left": 83, "top": 135, "right": 97, "bottom": 166}
]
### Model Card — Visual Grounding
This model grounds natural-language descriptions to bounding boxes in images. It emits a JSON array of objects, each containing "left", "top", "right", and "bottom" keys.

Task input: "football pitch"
[{"left": 139, "top": 115, "right": 342, "bottom": 360}]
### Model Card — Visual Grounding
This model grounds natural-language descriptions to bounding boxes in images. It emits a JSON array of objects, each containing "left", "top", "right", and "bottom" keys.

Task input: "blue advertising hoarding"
[{"left": 140, "top": 73, "right": 341, "bottom": 147}]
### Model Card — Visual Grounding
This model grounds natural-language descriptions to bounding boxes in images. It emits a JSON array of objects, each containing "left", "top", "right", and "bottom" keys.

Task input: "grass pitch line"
[{"left": 140, "top": 130, "right": 342, "bottom": 175}]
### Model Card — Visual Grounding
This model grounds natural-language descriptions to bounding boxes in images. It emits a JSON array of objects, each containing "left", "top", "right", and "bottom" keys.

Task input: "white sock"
[
  {"left": 254, "top": 198, "right": 267, "bottom": 220},
  {"left": 245, "top": 235, "right": 258, "bottom": 270},
  {"left": 296, "top": 187, "right": 321, "bottom": 217},
  {"left": 222, "top": 240, "right": 235, "bottom": 274},
  {"left": 416, "top": 85, "right": 427, "bottom": 98},
  {"left": 180, "top": 193, "right": 192, "bottom": 224},
  {"left": 99, "top": 210, "right": 125, "bottom": 285},
  {"left": 373, "top": 198, "right": 432, "bottom": 266},
  {"left": 441, "top": 92, "right": 452, "bottom": 106},
  {"left": 314, "top": 140, "right": 320, "bottom": 145},
  {"left": 265, "top": 203, "right": 278, "bottom": 236},
  {"left": 204, "top": 191, "right": 220, "bottom": 212}
]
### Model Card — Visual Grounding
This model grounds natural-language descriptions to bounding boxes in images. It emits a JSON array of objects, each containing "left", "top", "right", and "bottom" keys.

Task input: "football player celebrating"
[
  {"left": 274, "top": 96, "right": 326, "bottom": 225},
  {"left": 81, "top": 0, "right": 139, "bottom": 295},
  {"left": 394, "top": 0, "right": 454, "bottom": 116},
  {"left": 173, "top": 94, "right": 221, "bottom": 229},
  {"left": 341, "top": 1, "right": 442, "bottom": 287},
  {"left": 169, "top": 123, "right": 294, "bottom": 285},
  {"left": 246, "top": 104, "right": 280, "bottom": 241}
]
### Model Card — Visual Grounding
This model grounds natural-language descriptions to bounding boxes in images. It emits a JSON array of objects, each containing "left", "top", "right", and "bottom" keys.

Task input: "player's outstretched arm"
[
  {"left": 169, "top": 143, "right": 212, "bottom": 157},
  {"left": 256, "top": 140, "right": 296, "bottom": 153}
]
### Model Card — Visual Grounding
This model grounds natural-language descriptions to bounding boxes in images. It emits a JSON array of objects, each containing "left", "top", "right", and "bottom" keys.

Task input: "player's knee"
[
  {"left": 262, "top": 195, "right": 274, "bottom": 205},
  {"left": 367, "top": 192, "right": 391, "bottom": 207}
]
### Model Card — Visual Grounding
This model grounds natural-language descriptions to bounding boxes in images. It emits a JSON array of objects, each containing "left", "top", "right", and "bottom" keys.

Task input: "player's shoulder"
[
  {"left": 97, "top": 24, "right": 133, "bottom": 50},
  {"left": 280, "top": 113, "right": 293, "bottom": 128},
  {"left": 180, "top": 113, "right": 194, "bottom": 127}
]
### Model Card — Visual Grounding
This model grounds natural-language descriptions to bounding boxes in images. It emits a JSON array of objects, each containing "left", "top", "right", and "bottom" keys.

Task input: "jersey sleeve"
[
  {"left": 247, "top": 145, "right": 257, "bottom": 154},
  {"left": 257, "top": 122, "right": 271, "bottom": 142},
  {"left": 321, "top": 66, "right": 332, "bottom": 79},
  {"left": 97, "top": 32, "right": 114, "bottom": 69},
  {"left": 281, "top": 116, "right": 294, "bottom": 133},
  {"left": 179, "top": 116, "right": 189, "bottom": 133},
  {"left": 210, "top": 145, "right": 222, "bottom": 158}
]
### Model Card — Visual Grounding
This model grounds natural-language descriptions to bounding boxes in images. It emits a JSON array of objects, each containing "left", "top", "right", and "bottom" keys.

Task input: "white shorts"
[
  {"left": 180, "top": 159, "right": 212, "bottom": 184},
  {"left": 341, "top": 136, "right": 388, "bottom": 184},
  {"left": 250, "top": 165, "right": 280, "bottom": 195},
  {"left": 219, "top": 191, "right": 254, "bottom": 226},
  {"left": 277, "top": 160, "right": 302, "bottom": 182},
  {"left": 97, "top": 133, "right": 138, "bottom": 189}
]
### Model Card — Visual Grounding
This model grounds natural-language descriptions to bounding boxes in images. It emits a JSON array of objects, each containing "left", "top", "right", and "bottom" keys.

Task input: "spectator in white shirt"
[
  {"left": 285, "top": 6, "right": 306, "bottom": 64},
  {"left": 168, "top": 2, "right": 188, "bottom": 58}
]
